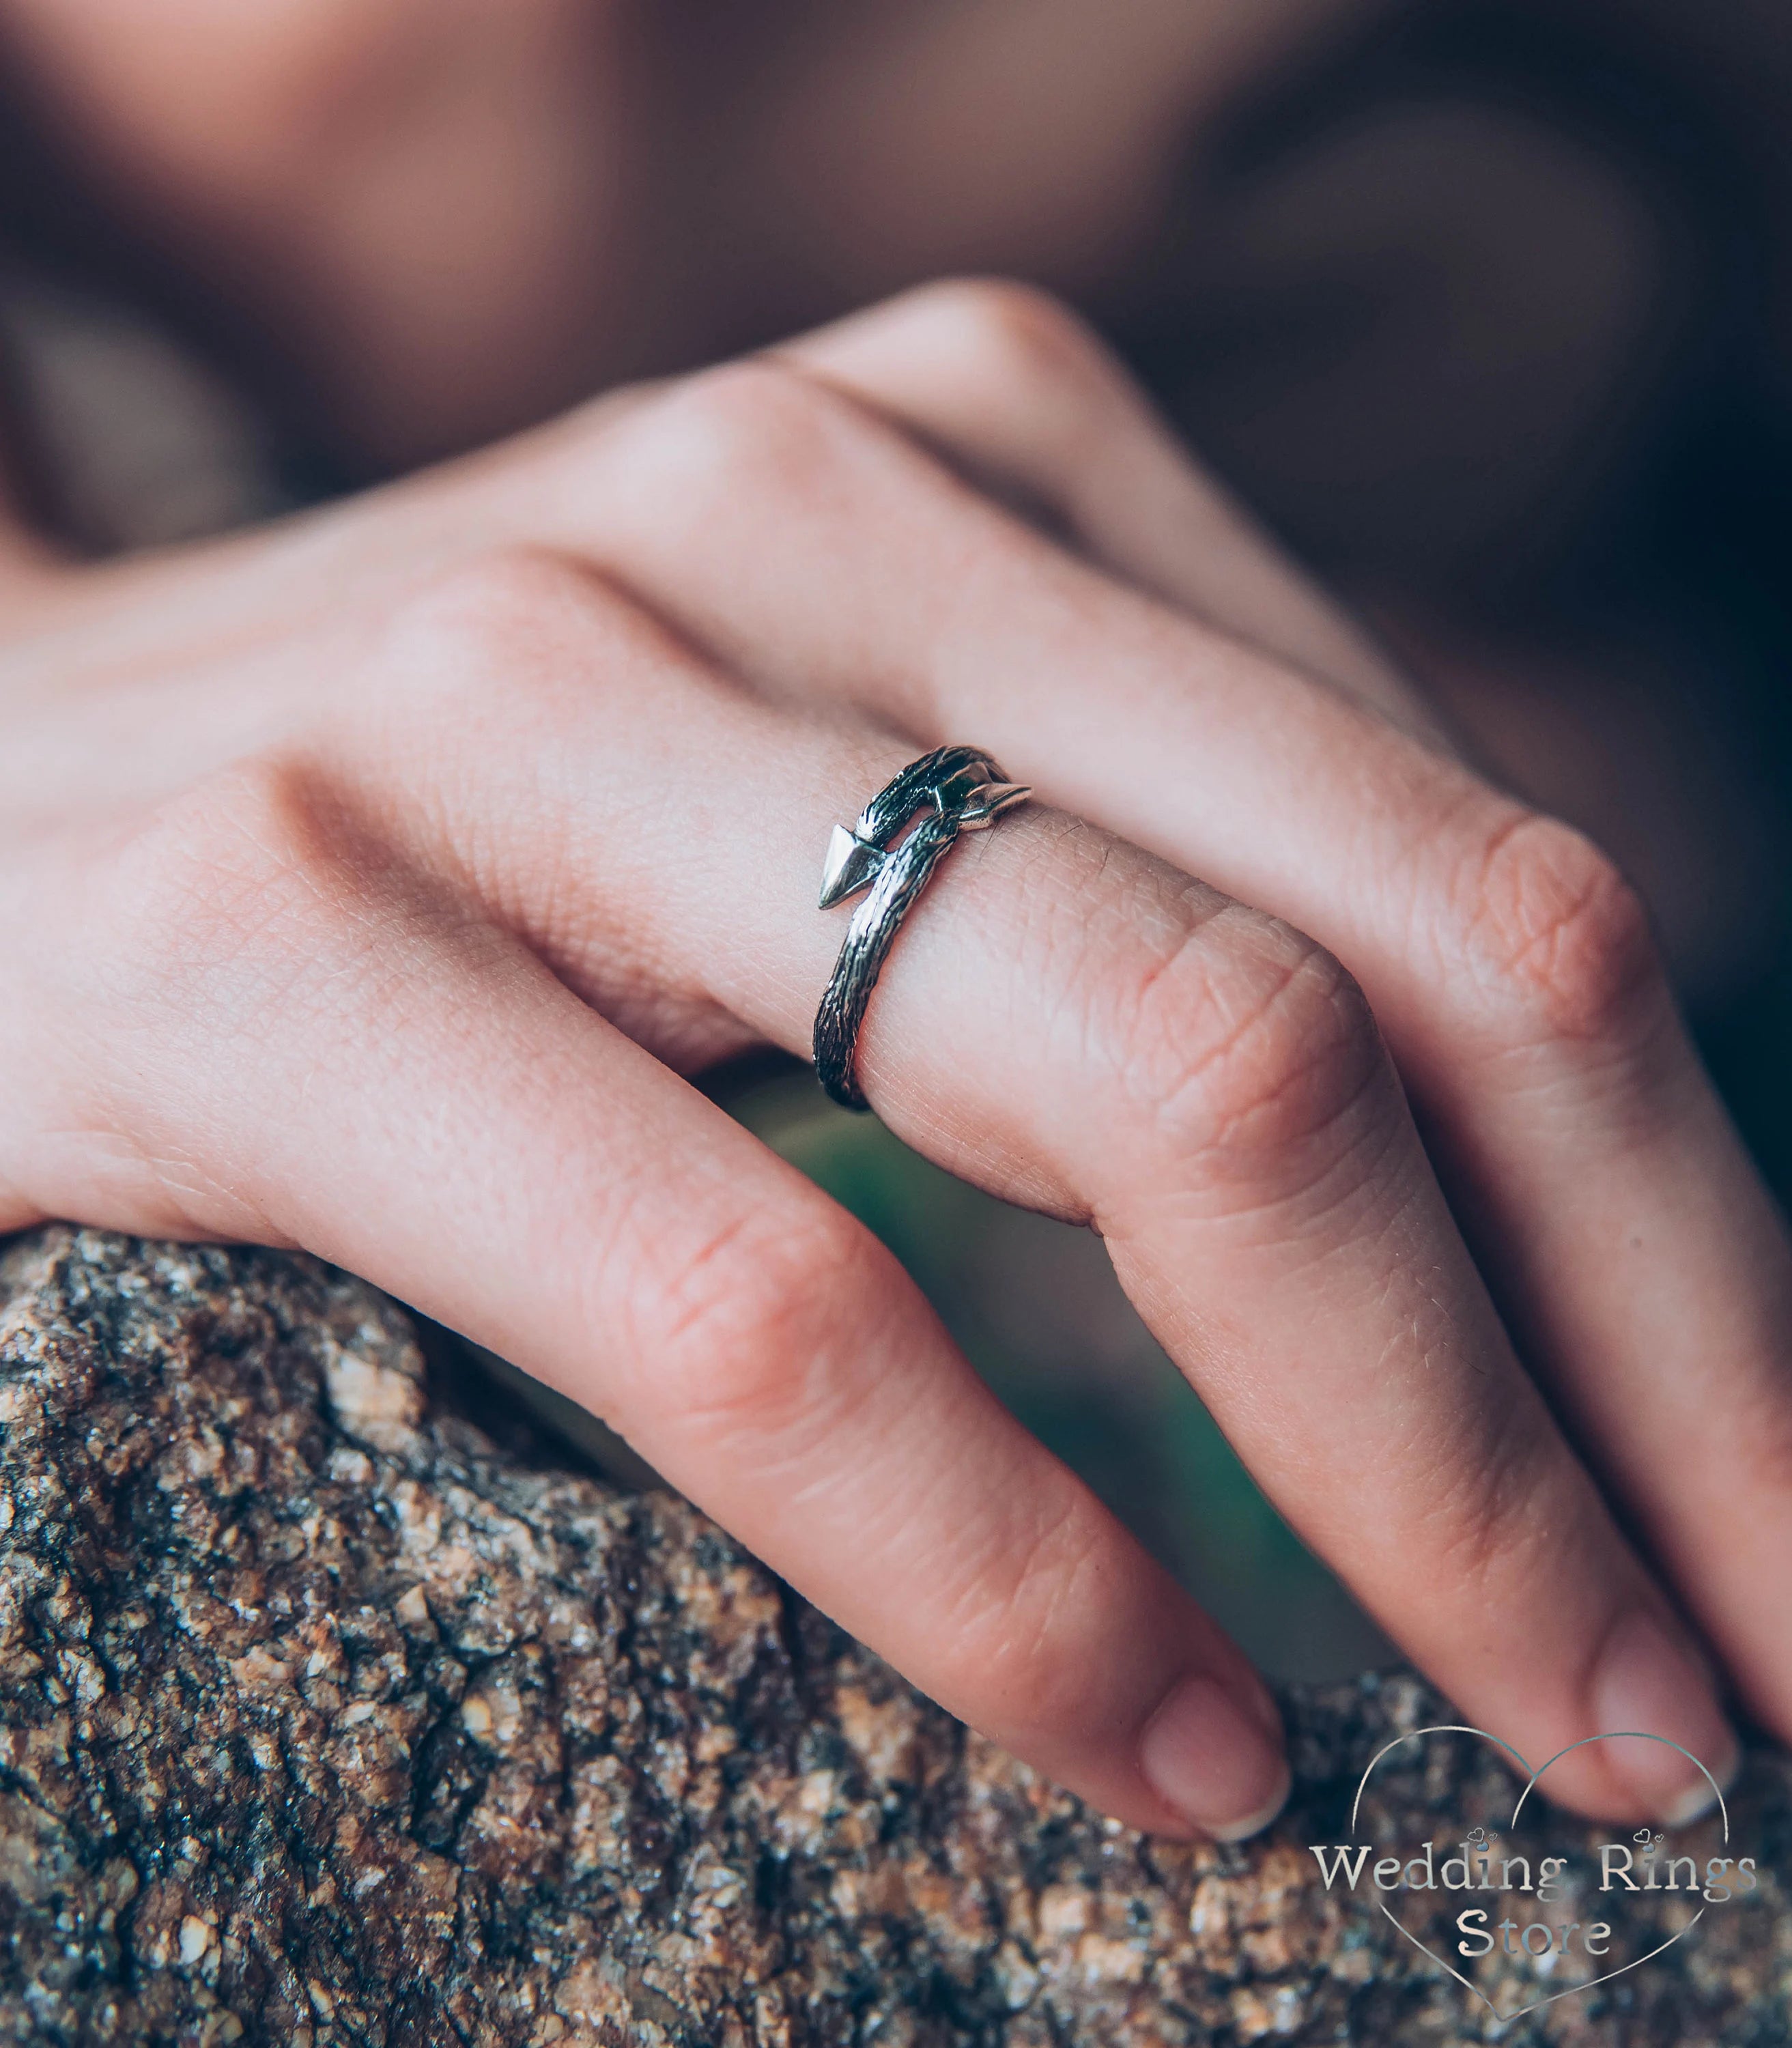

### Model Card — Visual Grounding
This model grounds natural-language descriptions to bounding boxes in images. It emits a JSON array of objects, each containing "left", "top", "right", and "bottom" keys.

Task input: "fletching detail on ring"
[{"left": 957, "top": 780, "right": 1030, "bottom": 827}]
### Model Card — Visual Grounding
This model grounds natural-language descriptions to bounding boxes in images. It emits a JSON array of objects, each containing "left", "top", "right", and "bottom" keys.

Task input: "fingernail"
[
  {"left": 1140, "top": 1675, "right": 1291, "bottom": 1841},
  {"left": 1591, "top": 1610, "right": 1740, "bottom": 1827}
]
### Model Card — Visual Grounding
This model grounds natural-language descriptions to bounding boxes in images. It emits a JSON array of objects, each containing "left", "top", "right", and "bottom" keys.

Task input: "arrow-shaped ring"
[{"left": 812, "top": 745, "right": 1032, "bottom": 1108}]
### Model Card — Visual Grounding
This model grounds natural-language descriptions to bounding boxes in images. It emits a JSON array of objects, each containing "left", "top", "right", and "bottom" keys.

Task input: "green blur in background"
[
  {"left": 479, "top": 1055, "right": 1393, "bottom": 1681},
  {"left": 722, "top": 1061, "right": 1391, "bottom": 1684}
]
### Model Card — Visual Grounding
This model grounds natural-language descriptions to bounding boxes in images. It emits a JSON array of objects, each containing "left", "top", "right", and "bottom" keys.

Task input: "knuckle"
[
  {"left": 377, "top": 545, "right": 659, "bottom": 742},
  {"left": 640, "top": 1197, "right": 895, "bottom": 1449},
  {"left": 623, "top": 357, "right": 864, "bottom": 508},
  {"left": 905, "top": 276, "right": 1113, "bottom": 395},
  {"left": 1421, "top": 1439, "right": 1558, "bottom": 1612},
  {"left": 92, "top": 755, "right": 354, "bottom": 1015},
  {"left": 1453, "top": 811, "right": 1660, "bottom": 1048},
  {"left": 1111, "top": 907, "right": 1386, "bottom": 1191},
  {"left": 384, "top": 545, "right": 608, "bottom": 683},
  {"left": 937, "top": 1502, "right": 1117, "bottom": 1728},
  {"left": 53, "top": 773, "right": 382, "bottom": 1249},
  {"left": 120, "top": 753, "right": 337, "bottom": 926}
]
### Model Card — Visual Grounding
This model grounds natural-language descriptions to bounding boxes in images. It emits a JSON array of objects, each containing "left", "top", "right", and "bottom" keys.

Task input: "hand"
[{"left": 1, "top": 281, "right": 1778, "bottom": 1838}]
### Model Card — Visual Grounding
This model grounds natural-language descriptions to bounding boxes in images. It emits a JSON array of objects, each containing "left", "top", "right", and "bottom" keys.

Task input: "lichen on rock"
[{"left": 0, "top": 1226, "right": 1787, "bottom": 2045}]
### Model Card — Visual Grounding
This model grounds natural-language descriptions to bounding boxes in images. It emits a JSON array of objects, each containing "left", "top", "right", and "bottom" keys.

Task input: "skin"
[{"left": 0, "top": 5, "right": 1787, "bottom": 1838}]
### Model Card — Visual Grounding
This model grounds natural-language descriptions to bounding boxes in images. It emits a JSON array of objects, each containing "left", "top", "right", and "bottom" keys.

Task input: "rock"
[{"left": 1, "top": 1225, "right": 1787, "bottom": 2045}]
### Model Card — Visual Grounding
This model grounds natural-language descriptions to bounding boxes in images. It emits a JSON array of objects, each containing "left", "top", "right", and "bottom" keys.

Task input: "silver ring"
[{"left": 813, "top": 745, "right": 1031, "bottom": 1109}]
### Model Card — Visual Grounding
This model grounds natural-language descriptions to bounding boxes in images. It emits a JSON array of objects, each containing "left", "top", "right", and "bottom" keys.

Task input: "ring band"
[{"left": 813, "top": 745, "right": 1031, "bottom": 1109}]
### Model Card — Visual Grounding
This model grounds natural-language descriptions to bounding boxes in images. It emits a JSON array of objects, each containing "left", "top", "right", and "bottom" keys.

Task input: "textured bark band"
[{"left": 812, "top": 745, "right": 1030, "bottom": 1110}]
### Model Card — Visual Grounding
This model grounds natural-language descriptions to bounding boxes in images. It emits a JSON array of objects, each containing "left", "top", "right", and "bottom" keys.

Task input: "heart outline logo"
[{"left": 1346, "top": 1725, "right": 1731, "bottom": 2026}]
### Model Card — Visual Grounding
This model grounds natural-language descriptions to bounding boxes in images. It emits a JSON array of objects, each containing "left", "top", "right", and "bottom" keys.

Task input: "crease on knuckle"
[
  {"left": 380, "top": 544, "right": 629, "bottom": 715},
  {"left": 901, "top": 276, "right": 1115, "bottom": 395},
  {"left": 102, "top": 755, "right": 360, "bottom": 1002},
  {"left": 372, "top": 548, "right": 677, "bottom": 892},
  {"left": 641, "top": 1202, "right": 889, "bottom": 1453},
  {"left": 621, "top": 356, "right": 866, "bottom": 512},
  {"left": 1404, "top": 1397, "right": 1563, "bottom": 1609},
  {"left": 68, "top": 758, "right": 383, "bottom": 1233},
  {"left": 931, "top": 1496, "right": 1117, "bottom": 1728},
  {"left": 1117, "top": 911, "right": 1387, "bottom": 1195},
  {"left": 397, "top": 542, "right": 592, "bottom": 639},
  {"left": 1455, "top": 810, "right": 1661, "bottom": 1050}
]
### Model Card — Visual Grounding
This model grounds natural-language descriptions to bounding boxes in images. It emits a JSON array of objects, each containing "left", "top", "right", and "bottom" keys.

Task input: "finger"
[
  {"left": 330, "top": 552, "right": 1736, "bottom": 1823},
  {"left": 772, "top": 278, "right": 1440, "bottom": 736},
  {"left": 545, "top": 334, "right": 1792, "bottom": 1780},
  {"left": 795, "top": 297, "right": 1792, "bottom": 1768},
  {"left": 15, "top": 750, "right": 1287, "bottom": 1841}
]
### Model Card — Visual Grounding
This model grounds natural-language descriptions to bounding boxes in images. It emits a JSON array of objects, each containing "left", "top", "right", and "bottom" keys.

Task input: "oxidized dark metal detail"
[{"left": 813, "top": 745, "right": 1030, "bottom": 1110}]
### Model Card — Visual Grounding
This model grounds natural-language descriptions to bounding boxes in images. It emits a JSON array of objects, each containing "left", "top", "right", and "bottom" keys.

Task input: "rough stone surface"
[{"left": 1, "top": 1226, "right": 1787, "bottom": 2046}]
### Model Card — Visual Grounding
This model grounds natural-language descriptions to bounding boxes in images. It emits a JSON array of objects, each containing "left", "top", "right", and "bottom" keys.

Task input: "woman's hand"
[{"left": 2, "top": 281, "right": 1779, "bottom": 1838}]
